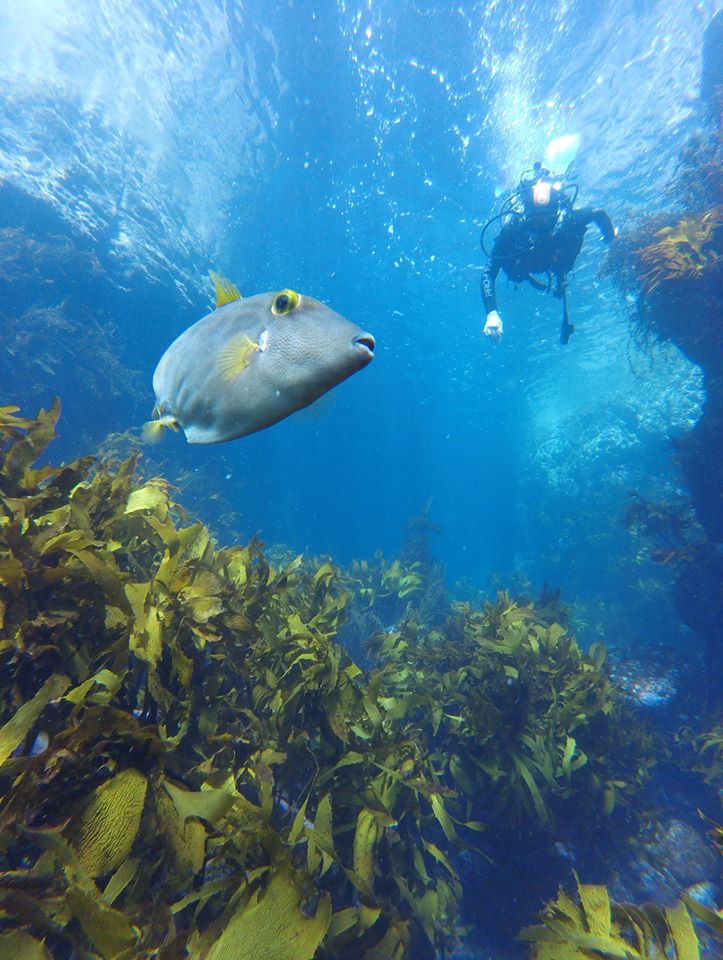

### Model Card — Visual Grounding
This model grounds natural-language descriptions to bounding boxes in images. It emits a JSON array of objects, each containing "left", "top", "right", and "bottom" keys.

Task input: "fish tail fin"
[
  {"left": 141, "top": 415, "right": 178, "bottom": 444},
  {"left": 141, "top": 419, "right": 165, "bottom": 444}
]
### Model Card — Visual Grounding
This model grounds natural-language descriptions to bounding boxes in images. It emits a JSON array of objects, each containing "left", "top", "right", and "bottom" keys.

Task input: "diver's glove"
[
  {"left": 484, "top": 310, "right": 503, "bottom": 342},
  {"left": 593, "top": 210, "right": 616, "bottom": 244},
  {"left": 603, "top": 222, "right": 616, "bottom": 243}
]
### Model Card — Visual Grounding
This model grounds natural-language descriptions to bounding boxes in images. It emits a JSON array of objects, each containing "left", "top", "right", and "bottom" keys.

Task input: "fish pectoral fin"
[
  {"left": 218, "top": 333, "right": 260, "bottom": 381},
  {"left": 209, "top": 270, "right": 243, "bottom": 307},
  {"left": 141, "top": 415, "right": 179, "bottom": 444}
]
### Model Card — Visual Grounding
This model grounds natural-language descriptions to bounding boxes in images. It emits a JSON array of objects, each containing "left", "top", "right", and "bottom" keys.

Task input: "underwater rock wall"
[
  {"left": 0, "top": 183, "right": 209, "bottom": 461},
  {"left": 602, "top": 17, "right": 723, "bottom": 705}
]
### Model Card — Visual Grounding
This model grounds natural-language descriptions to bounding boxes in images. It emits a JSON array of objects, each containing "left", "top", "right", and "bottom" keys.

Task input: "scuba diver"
[{"left": 480, "top": 162, "right": 615, "bottom": 344}]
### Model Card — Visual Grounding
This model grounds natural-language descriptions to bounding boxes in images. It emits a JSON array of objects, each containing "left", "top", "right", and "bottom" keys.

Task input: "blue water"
[{"left": 0, "top": 0, "right": 720, "bottom": 953}]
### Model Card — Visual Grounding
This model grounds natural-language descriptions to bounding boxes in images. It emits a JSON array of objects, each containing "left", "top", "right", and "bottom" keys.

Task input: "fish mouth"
[{"left": 354, "top": 333, "right": 375, "bottom": 359}]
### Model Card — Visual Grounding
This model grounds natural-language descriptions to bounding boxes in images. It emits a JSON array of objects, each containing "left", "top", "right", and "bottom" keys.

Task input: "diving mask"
[{"left": 532, "top": 179, "right": 553, "bottom": 207}]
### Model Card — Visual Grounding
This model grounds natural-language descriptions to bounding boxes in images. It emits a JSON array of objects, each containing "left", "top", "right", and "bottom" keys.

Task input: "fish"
[{"left": 143, "top": 271, "right": 375, "bottom": 444}]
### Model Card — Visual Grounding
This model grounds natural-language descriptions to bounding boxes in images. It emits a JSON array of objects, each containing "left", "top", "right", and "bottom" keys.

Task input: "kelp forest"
[{"left": 0, "top": 390, "right": 720, "bottom": 960}]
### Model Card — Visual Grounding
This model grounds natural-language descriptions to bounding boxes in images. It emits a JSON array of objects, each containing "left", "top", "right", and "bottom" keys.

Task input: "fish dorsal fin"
[
  {"left": 209, "top": 270, "right": 243, "bottom": 308},
  {"left": 218, "top": 332, "right": 260, "bottom": 381}
]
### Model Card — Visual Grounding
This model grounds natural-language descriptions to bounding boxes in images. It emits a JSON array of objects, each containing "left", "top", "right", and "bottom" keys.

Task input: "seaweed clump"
[
  {"left": 337, "top": 500, "right": 447, "bottom": 665},
  {"left": 369, "top": 593, "right": 656, "bottom": 835},
  {"left": 519, "top": 873, "right": 721, "bottom": 960},
  {"left": 637, "top": 209, "right": 720, "bottom": 294},
  {"left": 603, "top": 196, "right": 722, "bottom": 363},
  {"left": 678, "top": 719, "right": 723, "bottom": 790},
  {"left": 0, "top": 401, "right": 466, "bottom": 959}
]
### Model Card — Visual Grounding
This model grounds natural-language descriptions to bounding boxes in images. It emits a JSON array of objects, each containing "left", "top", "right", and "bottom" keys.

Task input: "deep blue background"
[{"left": 0, "top": 0, "right": 714, "bottom": 653}]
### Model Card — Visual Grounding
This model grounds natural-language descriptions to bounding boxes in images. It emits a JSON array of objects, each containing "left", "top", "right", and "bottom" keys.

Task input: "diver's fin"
[
  {"left": 559, "top": 281, "right": 574, "bottom": 344},
  {"left": 141, "top": 415, "right": 179, "bottom": 444},
  {"left": 209, "top": 270, "right": 243, "bottom": 308},
  {"left": 218, "top": 332, "right": 260, "bottom": 381},
  {"left": 560, "top": 318, "right": 575, "bottom": 345}
]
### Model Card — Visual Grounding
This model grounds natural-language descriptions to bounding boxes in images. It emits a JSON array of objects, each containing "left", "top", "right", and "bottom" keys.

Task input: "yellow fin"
[
  {"left": 218, "top": 333, "right": 260, "bottom": 381},
  {"left": 141, "top": 415, "right": 179, "bottom": 444},
  {"left": 209, "top": 270, "right": 242, "bottom": 308}
]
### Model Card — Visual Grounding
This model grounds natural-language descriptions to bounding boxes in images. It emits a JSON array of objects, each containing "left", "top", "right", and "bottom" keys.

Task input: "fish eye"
[{"left": 272, "top": 289, "right": 300, "bottom": 315}]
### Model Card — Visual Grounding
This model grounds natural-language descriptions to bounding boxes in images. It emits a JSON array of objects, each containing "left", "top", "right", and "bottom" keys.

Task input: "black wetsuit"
[{"left": 481, "top": 205, "right": 615, "bottom": 340}]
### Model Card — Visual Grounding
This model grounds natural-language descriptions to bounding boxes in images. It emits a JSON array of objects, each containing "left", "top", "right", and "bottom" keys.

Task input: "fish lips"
[{"left": 353, "top": 333, "right": 375, "bottom": 366}]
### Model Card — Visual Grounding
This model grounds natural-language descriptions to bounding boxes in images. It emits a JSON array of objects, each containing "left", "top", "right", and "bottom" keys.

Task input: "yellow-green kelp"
[
  {"left": 0, "top": 400, "right": 658, "bottom": 959},
  {"left": 679, "top": 719, "right": 723, "bottom": 790},
  {"left": 368, "top": 597, "right": 657, "bottom": 831},
  {"left": 0, "top": 400, "right": 465, "bottom": 959},
  {"left": 637, "top": 209, "right": 721, "bottom": 294},
  {"left": 519, "top": 872, "right": 721, "bottom": 960}
]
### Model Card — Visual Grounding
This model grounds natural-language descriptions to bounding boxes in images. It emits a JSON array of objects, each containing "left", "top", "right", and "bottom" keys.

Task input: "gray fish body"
[{"left": 151, "top": 292, "right": 374, "bottom": 444}]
